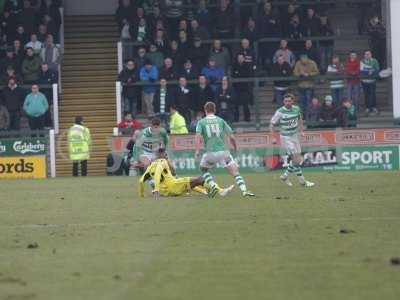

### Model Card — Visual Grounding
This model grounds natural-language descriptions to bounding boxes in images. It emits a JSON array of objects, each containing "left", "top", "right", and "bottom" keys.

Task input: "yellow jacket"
[{"left": 169, "top": 112, "right": 188, "bottom": 134}]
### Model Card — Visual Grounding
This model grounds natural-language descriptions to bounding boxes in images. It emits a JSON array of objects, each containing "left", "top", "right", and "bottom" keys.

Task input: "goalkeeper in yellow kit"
[{"left": 139, "top": 148, "right": 233, "bottom": 199}]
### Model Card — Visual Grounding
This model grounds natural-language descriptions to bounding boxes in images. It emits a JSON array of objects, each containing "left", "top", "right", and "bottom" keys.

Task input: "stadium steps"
[{"left": 56, "top": 15, "right": 118, "bottom": 177}]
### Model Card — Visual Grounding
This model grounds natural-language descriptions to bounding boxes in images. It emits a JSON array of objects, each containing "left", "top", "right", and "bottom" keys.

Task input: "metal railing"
[{"left": 115, "top": 73, "right": 388, "bottom": 130}]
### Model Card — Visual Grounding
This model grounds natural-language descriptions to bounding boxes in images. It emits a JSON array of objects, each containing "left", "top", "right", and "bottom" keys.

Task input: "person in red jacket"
[
  {"left": 118, "top": 112, "right": 142, "bottom": 134},
  {"left": 345, "top": 51, "right": 361, "bottom": 109}
]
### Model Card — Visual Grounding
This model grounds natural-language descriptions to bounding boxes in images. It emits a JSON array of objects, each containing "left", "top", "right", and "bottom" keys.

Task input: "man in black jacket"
[
  {"left": 38, "top": 63, "right": 58, "bottom": 127},
  {"left": 188, "top": 37, "right": 208, "bottom": 73},
  {"left": 193, "top": 75, "right": 214, "bottom": 114},
  {"left": 1, "top": 77, "right": 25, "bottom": 130},
  {"left": 118, "top": 60, "right": 140, "bottom": 115},
  {"left": 270, "top": 55, "right": 292, "bottom": 106},
  {"left": 174, "top": 76, "right": 193, "bottom": 125},
  {"left": 159, "top": 57, "right": 178, "bottom": 82},
  {"left": 231, "top": 54, "right": 254, "bottom": 122}
]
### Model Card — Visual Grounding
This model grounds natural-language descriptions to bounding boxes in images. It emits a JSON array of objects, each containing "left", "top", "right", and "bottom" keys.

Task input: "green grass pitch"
[{"left": 0, "top": 171, "right": 400, "bottom": 300}]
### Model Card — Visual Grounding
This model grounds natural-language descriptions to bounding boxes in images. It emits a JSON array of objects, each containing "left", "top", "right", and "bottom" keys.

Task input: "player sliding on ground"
[
  {"left": 195, "top": 102, "right": 255, "bottom": 197},
  {"left": 270, "top": 93, "right": 315, "bottom": 187},
  {"left": 139, "top": 148, "right": 234, "bottom": 199}
]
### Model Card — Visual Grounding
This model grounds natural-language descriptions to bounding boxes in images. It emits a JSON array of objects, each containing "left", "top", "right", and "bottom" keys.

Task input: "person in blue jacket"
[
  {"left": 139, "top": 59, "right": 159, "bottom": 117},
  {"left": 201, "top": 58, "right": 224, "bottom": 93}
]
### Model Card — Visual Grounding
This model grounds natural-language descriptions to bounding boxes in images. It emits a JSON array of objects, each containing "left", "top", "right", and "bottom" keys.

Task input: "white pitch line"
[{"left": 1, "top": 216, "right": 400, "bottom": 229}]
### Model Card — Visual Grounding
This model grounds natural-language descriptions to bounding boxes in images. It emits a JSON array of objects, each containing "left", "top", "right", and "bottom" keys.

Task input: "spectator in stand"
[
  {"left": 195, "top": 0, "right": 212, "bottom": 34},
  {"left": 190, "top": 19, "right": 209, "bottom": 41},
  {"left": 1, "top": 66, "right": 23, "bottom": 85},
  {"left": 179, "top": 59, "right": 199, "bottom": 81},
  {"left": 193, "top": 75, "right": 214, "bottom": 114},
  {"left": 37, "top": 24, "right": 48, "bottom": 43},
  {"left": 366, "top": 16, "right": 386, "bottom": 68},
  {"left": 242, "top": 18, "right": 257, "bottom": 47},
  {"left": 174, "top": 76, "right": 193, "bottom": 124},
  {"left": 153, "top": 29, "right": 168, "bottom": 55},
  {"left": 162, "top": 0, "right": 184, "bottom": 40},
  {"left": 177, "top": 30, "right": 190, "bottom": 64},
  {"left": 189, "top": 111, "right": 204, "bottom": 132},
  {"left": 214, "top": 0, "right": 235, "bottom": 39},
  {"left": 318, "top": 95, "right": 337, "bottom": 128},
  {"left": 287, "top": 14, "right": 305, "bottom": 55},
  {"left": 209, "top": 39, "right": 231, "bottom": 73},
  {"left": 139, "top": 59, "right": 158, "bottom": 117},
  {"left": 281, "top": 3, "right": 300, "bottom": 37},
  {"left": 337, "top": 99, "right": 357, "bottom": 127},
  {"left": 146, "top": 43, "right": 164, "bottom": 70},
  {"left": 360, "top": 50, "right": 380, "bottom": 116},
  {"left": 0, "top": 100, "right": 10, "bottom": 131},
  {"left": 306, "top": 97, "right": 321, "bottom": 126},
  {"left": 293, "top": 54, "right": 320, "bottom": 113},
  {"left": 160, "top": 57, "right": 178, "bottom": 81},
  {"left": 2, "top": 77, "right": 24, "bottom": 130},
  {"left": 201, "top": 57, "right": 224, "bottom": 93},
  {"left": 154, "top": 78, "right": 173, "bottom": 124},
  {"left": 326, "top": 55, "right": 345, "bottom": 104},
  {"left": 300, "top": 40, "right": 320, "bottom": 67},
  {"left": 0, "top": 9, "right": 17, "bottom": 42},
  {"left": 3, "top": 0, "right": 23, "bottom": 14},
  {"left": 273, "top": 39, "right": 296, "bottom": 68},
  {"left": 131, "top": 6, "right": 145, "bottom": 26},
  {"left": 22, "top": 47, "right": 41, "bottom": 83},
  {"left": 303, "top": 7, "right": 320, "bottom": 37},
  {"left": 188, "top": 36, "right": 208, "bottom": 72},
  {"left": 23, "top": 84, "right": 49, "bottom": 130},
  {"left": 13, "top": 39, "right": 24, "bottom": 70},
  {"left": 345, "top": 51, "right": 361, "bottom": 109},
  {"left": 237, "top": 38, "right": 256, "bottom": 69},
  {"left": 319, "top": 14, "right": 335, "bottom": 73},
  {"left": 15, "top": 25, "right": 28, "bottom": 45},
  {"left": 135, "top": 47, "right": 147, "bottom": 70},
  {"left": 46, "top": 0, "right": 62, "bottom": 43},
  {"left": 25, "top": 33, "right": 42, "bottom": 55},
  {"left": 40, "top": 34, "right": 61, "bottom": 71},
  {"left": 149, "top": 7, "right": 166, "bottom": 31},
  {"left": 256, "top": 1, "right": 281, "bottom": 70},
  {"left": 19, "top": 0, "right": 36, "bottom": 35},
  {"left": 118, "top": 112, "right": 142, "bottom": 131},
  {"left": 130, "top": 17, "right": 149, "bottom": 44},
  {"left": 0, "top": 48, "right": 18, "bottom": 74},
  {"left": 166, "top": 40, "right": 184, "bottom": 68},
  {"left": 169, "top": 103, "right": 188, "bottom": 134},
  {"left": 38, "top": 63, "right": 58, "bottom": 127},
  {"left": 215, "top": 76, "right": 235, "bottom": 123},
  {"left": 231, "top": 54, "right": 253, "bottom": 122},
  {"left": 271, "top": 55, "right": 292, "bottom": 106},
  {"left": 115, "top": 0, "right": 135, "bottom": 31},
  {"left": 118, "top": 60, "right": 140, "bottom": 115}
]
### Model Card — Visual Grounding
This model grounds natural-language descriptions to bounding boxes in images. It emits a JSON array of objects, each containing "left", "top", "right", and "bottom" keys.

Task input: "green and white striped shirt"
[{"left": 271, "top": 105, "right": 301, "bottom": 136}]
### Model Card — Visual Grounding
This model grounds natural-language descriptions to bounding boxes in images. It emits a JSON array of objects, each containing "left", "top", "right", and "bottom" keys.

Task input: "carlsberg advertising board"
[{"left": 0, "top": 137, "right": 47, "bottom": 156}]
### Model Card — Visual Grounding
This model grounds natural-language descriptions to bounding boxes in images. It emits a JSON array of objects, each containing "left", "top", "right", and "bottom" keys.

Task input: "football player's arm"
[
  {"left": 229, "top": 134, "right": 237, "bottom": 153},
  {"left": 167, "top": 159, "right": 176, "bottom": 176},
  {"left": 152, "top": 163, "right": 163, "bottom": 193},
  {"left": 194, "top": 133, "right": 202, "bottom": 159},
  {"left": 270, "top": 112, "right": 281, "bottom": 143},
  {"left": 298, "top": 115, "right": 304, "bottom": 136},
  {"left": 138, "top": 173, "right": 146, "bottom": 197}
]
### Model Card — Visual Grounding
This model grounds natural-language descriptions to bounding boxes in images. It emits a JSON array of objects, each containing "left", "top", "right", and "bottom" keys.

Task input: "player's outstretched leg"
[
  {"left": 226, "top": 162, "right": 255, "bottom": 197},
  {"left": 292, "top": 156, "right": 314, "bottom": 187},
  {"left": 199, "top": 170, "right": 219, "bottom": 198},
  {"left": 280, "top": 160, "right": 294, "bottom": 186}
]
